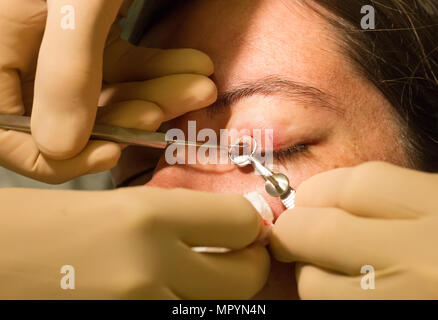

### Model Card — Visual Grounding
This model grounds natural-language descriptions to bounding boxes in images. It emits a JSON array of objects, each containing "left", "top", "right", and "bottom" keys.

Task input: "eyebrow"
[{"left": 207, "top": 75, "right": 343, "bottom": 116}]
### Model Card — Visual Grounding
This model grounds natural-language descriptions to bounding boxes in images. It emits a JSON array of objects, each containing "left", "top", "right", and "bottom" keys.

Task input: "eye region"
[{"left": 272, "top": 144, "right": 309, "bottom": 164}]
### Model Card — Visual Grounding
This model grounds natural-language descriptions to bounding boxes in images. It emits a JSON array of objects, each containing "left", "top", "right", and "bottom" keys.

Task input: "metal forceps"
[
  {"left": 229, "top": 136, "right": 296, "bottom": 209},
  {"left": 0, "top": 115, "right": 231, "bottom": 151}
]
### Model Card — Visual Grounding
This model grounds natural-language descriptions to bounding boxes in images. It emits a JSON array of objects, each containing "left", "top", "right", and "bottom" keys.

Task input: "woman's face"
[{"left": 144, "top": 0, "right": 410, "bottom": 219}]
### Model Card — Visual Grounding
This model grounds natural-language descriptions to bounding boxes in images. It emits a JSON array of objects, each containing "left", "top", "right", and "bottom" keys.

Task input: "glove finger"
[
  {"left": 167, "top": 244, "right": 270, "bottom": 300},
  {"left": 128, "top": 187, "right": 263, "bottom": 250},
  {"left": 0, "top": 71, "right": 24, "bottom": 115},
  {"left": 296, "top": 263, "right": 374, "bottom": 300},
  {"left": 124, "top": 285, "right": 181, "bottom": 300},
  {"left": 296, "top": 162, "right": 438, "bottom": 219},
  {"left": 0, "top": 129, "right": 120, "bottom": 184},
  {"left": 96, "top": 100, "right": 164, "bottom": 132},
  {"left": 99, "top": 74, "right": 217, "bottom": 121},
  {"left": 32, "top": 0, "right": 123, "bottom": 160},
  {"left": 296, "top": 263, "right": 420, "bottom": 299},
  {"left": 0, "top": 0, "right": 46, "bottom": 114},
  {"left": 104, "top": 40, "right": 215, "bottom": 83},
  {"left": 270, "top": 207, "right": 403, "bottom": 275}
]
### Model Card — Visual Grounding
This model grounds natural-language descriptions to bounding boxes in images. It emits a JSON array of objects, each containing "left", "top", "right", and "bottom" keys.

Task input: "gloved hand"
[
  {"left": 0, "top": 0, "right": 216, "bottom": 183},
  {"left": 270, "top": 162, "right": 438, "bottom": 299},
  {"left": 0, "top": 187, "right": 270, "bottom": 299}
]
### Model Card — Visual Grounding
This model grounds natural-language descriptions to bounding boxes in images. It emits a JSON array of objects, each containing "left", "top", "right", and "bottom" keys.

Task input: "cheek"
[{"left": 146, "top": 159, "right": 288, "bottom": 219}]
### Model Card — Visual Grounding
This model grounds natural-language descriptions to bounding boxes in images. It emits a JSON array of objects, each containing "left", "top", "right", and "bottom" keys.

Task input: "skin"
[{"left": 118, "top": 0, "right": 412, "bottom": 298}]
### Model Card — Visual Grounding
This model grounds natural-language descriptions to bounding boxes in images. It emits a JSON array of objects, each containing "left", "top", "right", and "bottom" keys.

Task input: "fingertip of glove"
[
  {"left": 198, "top": 76, "right": 218, "bottom": 105},
  {"left": 86, "top": 142, "right": 122, "bottom": 174},
  {"left": 187, "top": 75, "right": 218, "bottom": 105},
  {"left": 156, "top": 49, "right": 215, "bottom": 76},
  {"left": 33, "top": 134, "right": 89, "bottom": 161},
  {"left": 180, "top": 49, "right": 215, "bottom": 76},
  {"left": 132, "top": 101, "right": 165, "bottom": 131}
]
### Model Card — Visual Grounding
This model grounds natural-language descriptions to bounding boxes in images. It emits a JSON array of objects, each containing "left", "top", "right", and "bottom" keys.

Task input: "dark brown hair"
[{"left": 307, "top": 0, "right": 438, "bottom": 171}]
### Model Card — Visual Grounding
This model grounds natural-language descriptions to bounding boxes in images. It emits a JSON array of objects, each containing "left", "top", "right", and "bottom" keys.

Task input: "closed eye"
[{"left": 272, "top": 144, "right": 309, "bottom": 164}]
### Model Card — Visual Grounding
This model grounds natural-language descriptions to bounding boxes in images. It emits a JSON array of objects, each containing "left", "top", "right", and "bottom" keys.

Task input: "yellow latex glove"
[
  {"left": 270, "top": 162, "right": 438, "bottom": 299},
  {"left": 0, "top": 187, "right": 269, "bottom": 299},
  {"left": 0, "top": 0, "right": 215, "bottom": 183}
]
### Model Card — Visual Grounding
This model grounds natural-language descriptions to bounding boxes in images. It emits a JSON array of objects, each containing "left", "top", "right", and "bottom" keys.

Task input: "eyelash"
[{"left": 272, "top": 144, "right": 309, "bottom": 164}]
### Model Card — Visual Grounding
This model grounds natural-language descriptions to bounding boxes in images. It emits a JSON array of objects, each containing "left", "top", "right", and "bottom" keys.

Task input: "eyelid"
[{"left": 272, "top": 144, "right": 309, "bottom": 164}]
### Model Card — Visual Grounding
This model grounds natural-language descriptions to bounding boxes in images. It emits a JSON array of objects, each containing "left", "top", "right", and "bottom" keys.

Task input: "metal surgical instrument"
[
  {"left": 229, "top": 136, "right": 296, "bottom": 209},
  {"left": 0, "top": 115, "right": 231, "bottom": 151}
]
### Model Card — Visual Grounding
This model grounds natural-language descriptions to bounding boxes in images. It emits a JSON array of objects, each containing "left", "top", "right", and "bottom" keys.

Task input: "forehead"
[{"left": 144, "top": 0, "right": 352, "bottom": 93}]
